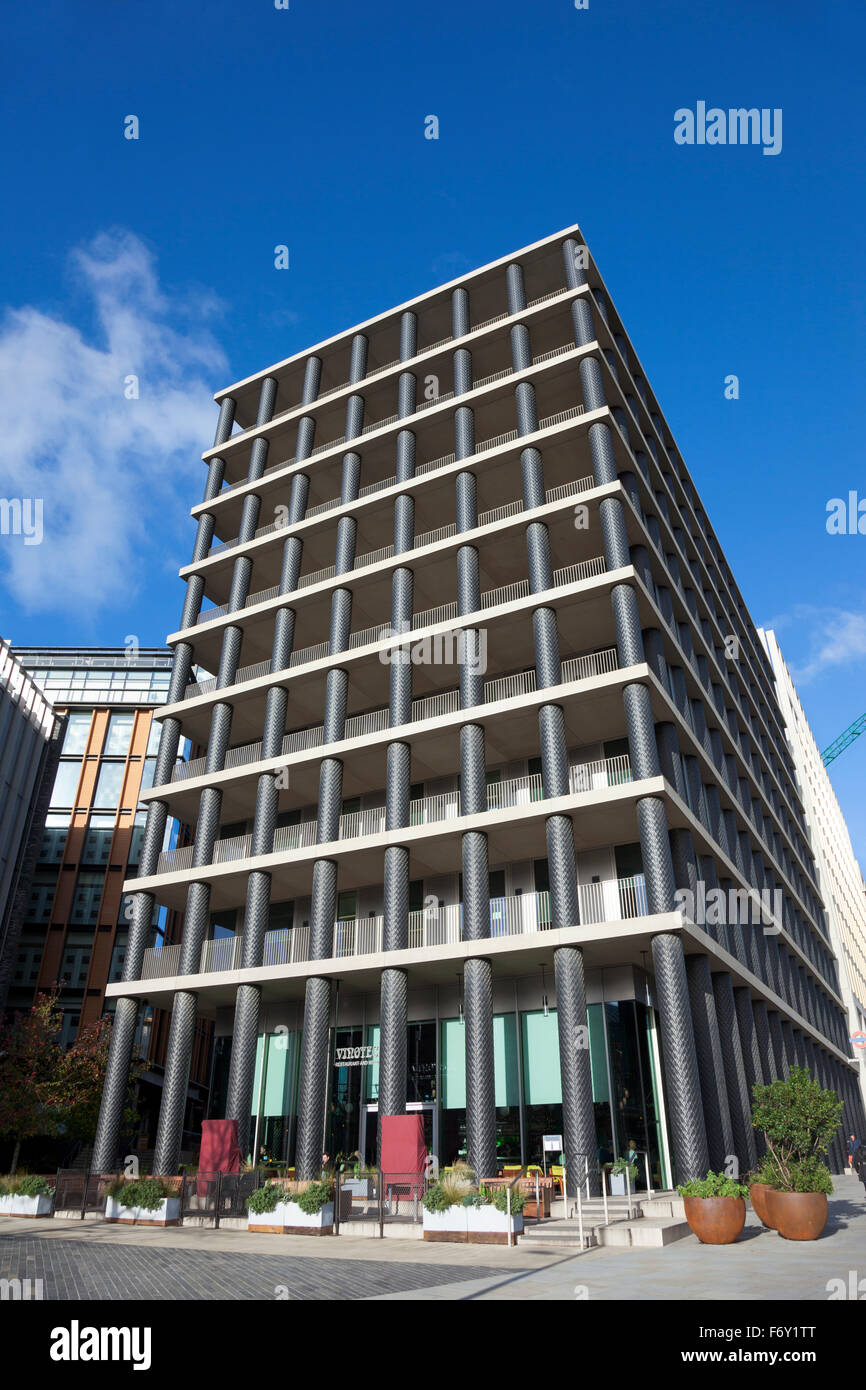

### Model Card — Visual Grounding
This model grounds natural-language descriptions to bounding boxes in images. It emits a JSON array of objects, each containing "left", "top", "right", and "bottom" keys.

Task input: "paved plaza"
[{"left": 1, "top": 1176, "right": 863, "bottom": 1302}]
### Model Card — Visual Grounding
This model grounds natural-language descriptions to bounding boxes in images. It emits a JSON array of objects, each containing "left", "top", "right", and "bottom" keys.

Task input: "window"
[
  {"left": 50, "top": 760, "right": 82, "bottom": 808},
  {"left": 71, "top": 872, "right": 104, "bottom": 926},
  {"left": 104, "top": 713, "right": 134, "bottom": 756},
  {"left": 82, "top": 813, "right": 115, "bottom": 865},
  {"left": 62, "top": 714, "right": 92, "bottom": 756},
  {"left": 94, "top": 761, "right": 125, "bottom": 808},
  {"left": 146, "top": 719, "right": 162, "bottom": 756}
]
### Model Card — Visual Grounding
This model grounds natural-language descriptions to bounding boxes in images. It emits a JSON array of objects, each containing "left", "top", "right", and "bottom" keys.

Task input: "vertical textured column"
[
  {"left": 711, "top": 972, "right": 758, "bottom": 1173},
  {"left": 685, "top": 954, "right": 735, "bottom": 1170},
  {"left": 509, "top": 259, "right": 599, "bottom": 1191},
  {"left": 378, "top": 311, "right": 418, "bottom": 1121},
  {"left": 295, "top": 337, "right": 367, "bottom": 1179},
  {"left": 768, "top": 1009, "right": 789, "bottom": 1079},
  {"left": 652, "top": 933, "right": 710, "bottom": 1181},
  {"left": 733, "top": 986, "right": 765, "bottom": 1158},
  {"left": 450, "top": 285, "right": 496, "bottom": 1182},
  {"left": 753, "top": 999, "right": 778, "bottom": 1083},
  {"left": 92, "top": 397, "right": 237, "bottom": 1172}
]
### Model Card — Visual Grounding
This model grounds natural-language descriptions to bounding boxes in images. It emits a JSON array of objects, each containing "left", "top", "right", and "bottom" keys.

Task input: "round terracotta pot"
[
  {"left": 764, "top": 1189, "right": 828, "bottom": 1241},
  {"left": 749, "top": 1183, "right": 777, "bottom": 1229},
  {"left": 683, "top": 1195, "right": 747, "bottom": 1244}
]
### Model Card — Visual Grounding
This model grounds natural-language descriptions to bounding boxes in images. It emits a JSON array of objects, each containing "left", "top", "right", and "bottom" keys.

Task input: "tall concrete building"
[
  {"left": 0, "top": 638, "right": 59, "bottom": 1013},
  {"left": 760, "top": 629, "right": 866, "bottom": 1117},
  {"left": 7, "top": 648, "right": 211, "bottom": 1151},
  {"left": 93, "top": 224, "right": 865, "bottom": 1187}
]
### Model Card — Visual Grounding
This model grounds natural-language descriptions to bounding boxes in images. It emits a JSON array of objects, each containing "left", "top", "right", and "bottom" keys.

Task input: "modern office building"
[
  {"left": 760, "top": 628, "right": 866, "bottom": 1115},
  {"left": 6, "top": 648, "right": 211, "bottom": 1150},
  {"left": 0, "top": 638, "right": 59, "bottom": 1013},
  {"left": 93, "top": 224, "right": 865, "bottom": 1189}
]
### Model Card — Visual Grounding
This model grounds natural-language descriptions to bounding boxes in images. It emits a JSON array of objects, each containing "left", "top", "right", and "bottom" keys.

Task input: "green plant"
[
  {"left": 12, "top": 1175, "right": 53, "bottom": 1198},
  {"left": 106, "top": 1177, "right": 173, "bottom": 1211},
  {"left": 296, "top": 1179, "right": 333, "bottom": 1214},
  {"left": 461, "top": 1191, "right": 485, "bottom": 1207},
  {"left": 611, "top": 1156, "right": 638, "bottom": 1181},
  {"left": 786, "top": 1157, "right": 833, "bottom": 1195},
  {"left": 422, "top": 1181, "right": 461, "bottom": 1212},
  {"left": 486, "top": 1185, "right": 526, "bottom": 1215},
  {"left": 247, "top": 1183, "right": 287, "bottom": 1215},
  {"left": 750, "top": 1067, "right": 843, "bottom": 1193},
  {"left": 677, "top": 1170, "right": 749, "bottom": 1200}
]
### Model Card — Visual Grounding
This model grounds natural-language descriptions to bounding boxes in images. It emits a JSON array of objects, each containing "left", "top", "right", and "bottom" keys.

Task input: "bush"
[
  {"left": 422, "top": 1181, "right": 455, "bottom": 1212},
  {"left": 13, "top": 1175, "right": 53, "bottom": 1198},
  {"left": 296, "top": 1179, "right": 333, "bottom": 1214},
  {"left": 751, "top": 1067, "right": 843, "bottom": 1193},
  {"left": 247, "top": 1183, "right": 287, "bottom": 1215},
  {"left": 677, "top": 1171, "right": 749, "bottom": 1200},
  {"left": 787, "top": 1157, "right": 833, "bottom": 1195},
  {"left": 486, "top": 1185, "right": 526, "bottom": 1215},
  {"left": 611, "top": 1157, "right": 638, "bottom": 1182},
  {"left": 106, "top": 1177, "right": 173, "bottom": 1211}
]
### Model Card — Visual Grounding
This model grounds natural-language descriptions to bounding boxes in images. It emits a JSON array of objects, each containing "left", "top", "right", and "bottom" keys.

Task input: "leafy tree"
[
  {"left": 0, "top": 993, "right": 66, "bottom": 1171},
  {"left": 751, "top": 1067, "right": 842, "bottom": 1192},
  {"left": 0, "top": 993, "right": 142, "bottom": 1170}
]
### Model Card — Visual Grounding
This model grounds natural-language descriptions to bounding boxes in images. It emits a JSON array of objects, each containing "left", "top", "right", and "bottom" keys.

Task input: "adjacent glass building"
[
  {"left": 94, "top": 225, "right": 866, "bottom": 1188},
  {"left": 6, "top": 648, "right": 211, "bottom": 1152}
]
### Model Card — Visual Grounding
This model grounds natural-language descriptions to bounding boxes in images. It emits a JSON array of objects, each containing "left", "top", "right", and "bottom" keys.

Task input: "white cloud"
[
  {"left": 0, "top": 230, "right": 228, "bottom": 616},
  {"left": 765, "top": 604, "right": 866, "bottom": 684}
]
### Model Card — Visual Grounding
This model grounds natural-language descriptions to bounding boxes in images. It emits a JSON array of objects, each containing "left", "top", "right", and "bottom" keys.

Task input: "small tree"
[
  {"left": 751, "top": 1067, "right": 842, "bottom": 1192},
  {"left": 0, "top": 994, "right": 66, "bottom": 1172},
  {"left": 50, "top": 1014, "right": 142, "bottom": 1144}
]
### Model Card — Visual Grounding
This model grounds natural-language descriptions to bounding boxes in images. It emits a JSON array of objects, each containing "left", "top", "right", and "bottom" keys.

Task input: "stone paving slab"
[{"left": 0, "top": 1176, "right": 862, "bottom": 1301}]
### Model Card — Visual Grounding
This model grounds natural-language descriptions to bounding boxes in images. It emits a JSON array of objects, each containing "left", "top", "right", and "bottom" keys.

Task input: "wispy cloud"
[
  {"left": 764, "top": 604, "right": 866, "bottom": 684},
  {"left": 0, "top": 229, "right": 227, "bottom": 616}
]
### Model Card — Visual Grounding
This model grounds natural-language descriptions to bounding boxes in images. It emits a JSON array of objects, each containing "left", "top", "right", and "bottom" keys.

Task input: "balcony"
[
  {"left": 166, "top": 646, "right": 620, "bottom": 788},
  {"left": 137, "top": 876, "right": 649, "bottom": 981},
  {"left": 182, "top": 555, "right": 607, "bottom": 703},
  {"left": 154, "top": 752, "right": 633, "bottom": 876}
]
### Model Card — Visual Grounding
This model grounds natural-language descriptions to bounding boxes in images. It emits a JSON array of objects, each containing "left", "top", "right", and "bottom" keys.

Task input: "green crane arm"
[{"left": 822, "top": 712, "right": 866, "bottom": 765}]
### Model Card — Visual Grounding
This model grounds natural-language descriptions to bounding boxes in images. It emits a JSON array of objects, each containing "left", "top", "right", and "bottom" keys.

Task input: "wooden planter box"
[
  {"left": 248, "top": 1200, "right": 335, "bottom": 1235},
  {"left": 423, "top": 1206, "right": 523, "bottom": 1245},
  {"left": 105, "top": 1196, "right": 181, "bottom": 1226},
  {"left": 0, "top": 1193, "right": 53, "bottom": 1218}
]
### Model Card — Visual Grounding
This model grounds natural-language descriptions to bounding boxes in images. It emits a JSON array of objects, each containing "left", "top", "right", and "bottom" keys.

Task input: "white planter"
[
  {"left": 0, "top": 1193, "right": 53, "bottom": 1217},
  {"left": 467, "top": 1205, "right": 523, "bottom": 1235},
  {"left": 423, "top": 1204, "right": 522, "bottom": 1243},
  {"left": 610, "top": 1173, "right": 627, "bottom": 1196},
  {"left": 105, "top": 1196, "right": 181, "bottom": 1225},
  {"left": 423, "top": 1207, "right": 468, "bottom": 1236},
  {"left": 248, "top": 1199, "right": 334, "bottom": 1233}
]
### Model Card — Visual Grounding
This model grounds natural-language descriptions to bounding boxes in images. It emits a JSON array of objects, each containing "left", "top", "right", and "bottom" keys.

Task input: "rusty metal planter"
[
  {"left": 764, "top": 1190, "right": 828, "bottom": 1241},
  {"left": 683, "top": 1195, "right": 746, "bottom": 1244}
]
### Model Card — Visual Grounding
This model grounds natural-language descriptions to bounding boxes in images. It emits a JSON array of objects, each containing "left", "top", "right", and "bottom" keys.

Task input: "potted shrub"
[
  {"left": 609, "top": 1156, "right": 638, "bottom": 1196},
  {"left": 421, "top": 1179, "right": 525, "bottom": 1244},
  {"left": 0, "top": 1175, "right": 54, "bottom": 1218},
  {"left": 105, "top": 1177, "right": 180, "bottom": 1226},
  {"left": 247, "top": 1178, "right": 335, "bottom": 1234},
  {"left": 678, "top": 1171, "right": 749, "bottom": 1244},
  {"left": 748, "top": 1156, "right": 780, "bottom": 1230},
  {"left": 340, "top": 1153, "right": 374, "bottom": 1200},
  {"left": 750, "top": 1067, "right": 841, "bottom": 1241}
]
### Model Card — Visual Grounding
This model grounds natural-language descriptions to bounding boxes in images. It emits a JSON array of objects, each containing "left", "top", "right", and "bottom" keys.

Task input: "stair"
[{"left": 519, "top": 1191, "right": 692, "bottom": 1252}]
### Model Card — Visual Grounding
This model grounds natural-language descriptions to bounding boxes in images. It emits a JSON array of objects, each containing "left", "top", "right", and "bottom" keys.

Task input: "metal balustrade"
[
  {"left": 170, "top": 643, "right": 618, "bottom": 783},
  {"left": 137, "top": 872, "right": 648, "bottom": 980},
  {"left": 206, "top": 394, "right": 587, "bottom": 558},
  {"left": 155, "top": 751, "right": 631, "bottom": 873},
  {"left": 195, "top": 471, "right": 596, "bottom": 632}
]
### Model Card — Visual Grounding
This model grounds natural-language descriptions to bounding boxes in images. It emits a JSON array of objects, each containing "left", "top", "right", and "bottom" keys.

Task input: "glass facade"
[{"left": 216, "top": 995, "right": 669, "bottom": 1182}]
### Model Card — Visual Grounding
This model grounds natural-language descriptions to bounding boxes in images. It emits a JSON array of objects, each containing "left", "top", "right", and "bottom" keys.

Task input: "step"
[
  {"left": 639, "top": 1197, "right": 686, "bottom": 1220},
  {"left": 599, "top": 1217, "right": 692, "bottom": 1248}
]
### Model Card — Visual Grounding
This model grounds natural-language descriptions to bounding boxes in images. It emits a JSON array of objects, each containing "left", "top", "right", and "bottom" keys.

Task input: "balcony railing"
[
  {"left": 136, "top": 875, "right": 648, "bottom": 980},
  {"left": 196, "top": 472, "right": 596, "bottom": 630},
  {"left": 154, "top": 751, "right": 633, "bottom": 875},
  {"left": 216, "top": 290, "right": 577, "bottom": 499},
  {"left": 168, "top": 645, "right": 620, "bottom": 785},
  {"left": 182, "top": 549, "right": 607, "bottom": 700},
  {"left": 205, "top": 396, "right": 588, "bottom": 558}
]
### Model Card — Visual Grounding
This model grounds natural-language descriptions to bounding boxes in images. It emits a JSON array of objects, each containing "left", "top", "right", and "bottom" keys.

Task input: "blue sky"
[{"left": 1, "top": 0, "right": 865, "bottom": 855}]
